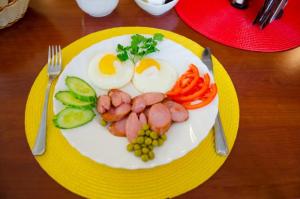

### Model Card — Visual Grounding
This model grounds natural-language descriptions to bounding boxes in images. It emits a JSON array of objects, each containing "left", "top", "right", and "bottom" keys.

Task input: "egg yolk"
[
  {"left": 135, "top": 58, "right": 160, "bottom": 74},
  {"left": 99, "top": 54, "right": 117, "bottom": 75}
]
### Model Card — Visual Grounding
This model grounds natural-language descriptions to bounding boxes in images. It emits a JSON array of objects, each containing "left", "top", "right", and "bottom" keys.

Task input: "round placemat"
[
  {"left": 25, "top": 27, "right": 239, "bottom": 199},
  {"left": 176, "top": 0, "right": 300, "bottom": 52}
]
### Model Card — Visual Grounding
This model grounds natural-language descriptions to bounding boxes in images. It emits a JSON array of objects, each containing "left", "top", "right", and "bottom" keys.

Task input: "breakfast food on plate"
[
  {"left": 116, "top": 33, "right": 164, "bottom": 64},
  {"left": 53, "top": 76, "right": 97, "bottom": 129},
  {"left": 148, "top": 103, "right": 172, "bottom": 134},
  {"left": 126, "top": 124, "right": 167, "bottom": 162},
  {"left": 97, "top": 89, "right": 132, "bottom": 114},
  {"left": 107, "top": 117, "right": 127, "bottom": 137},
  {"left": 97, "top": 89, "right": 132, "bottom": 122},
  {"left": 97, "top": 89, "right": 189, "bottom": 140},
  {"left": 97, "top": 95, "right": 111, "bottom": 114},
  {"left": 115, "top": 33, "right": 177, "bottom": 93},
  {"left": 53, "top": 107, "right": 95, "bottom": 129},
  {"left": 65, "top": 76, "right": 97, "bottom": 102},
  {"left": 167, "top": 64, "right": 217, "bottom": 109},
  {"left": 163, "top": 100, "right": 189, "bottom": 122},
  {"left": 101, "top": 103, "right": 131, "bottom": 122},
  {"left": 88, "top": 53, "right": 134, "bottom": 89},
  {"left": 125, "top": 112, "right": 143, "bottom": 142},
  {"left": 139, "top": 113, "right": 147, "bottom": 125},
  {"left": 55, "top": 91, "right": 95, "bottom": 109},
  {"left": 141, "top": 92, "right": 165, "bottom": 105},
  {"left": 53, "top": 33, "right": 218, "bottom": 163},
  {"left": 108, "top": 89, "right": 131, "bottom": 106},
  {"left": 96, "top": 89, "right": 189, "bottom": 161},
  {"left": 132, "top": 58, "right": 177, "bottom": 93},
  {"left": 131, "top": 92, "right": 165, "bottom": 113}
]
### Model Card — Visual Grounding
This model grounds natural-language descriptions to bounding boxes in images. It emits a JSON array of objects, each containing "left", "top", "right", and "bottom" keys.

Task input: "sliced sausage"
[
  {"left": 119, "top": 91, "right": 131, "bottom": 104},
  {"left": 126, "top": 112, "right": 142, "bottom": 142},
  {"left": 111, "top": 92, "right": 122, "bottom": 107},
  {"left": 131, "top": 93, "right": 165, "bottom": 113},
  {"left": 142, "top": 92, "right": 165, "bottom": 106},
  {"left": 108, "top": 117, "right": 127, "bottom": 137},
  {"left": 144, "top": 107, "right": 150, "bottom": 119},
  {"left": 101, "top": 103, "right": 131, "bottom": 122},
  {"left": 108, "top": 89, "right": 131, "bottom": 107},
  {"left": 164, "top": 100, "right": 189, "bottom": 122},
  {"left": 97, "top": 95, "right": 111, "bottom": 114},
  {"left": 131, "top": 96, "right": 146, "bottom": 113},
  {"left": 139, "top": 112, "right": 147, "bottom": 125},
  {"left": 148, "top": 103, "right": 172, "bottom": 134}
]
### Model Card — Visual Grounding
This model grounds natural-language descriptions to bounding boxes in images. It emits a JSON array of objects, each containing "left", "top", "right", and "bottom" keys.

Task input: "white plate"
[{"left": 53, "top": 35, "right": 218, "bottom": 169}]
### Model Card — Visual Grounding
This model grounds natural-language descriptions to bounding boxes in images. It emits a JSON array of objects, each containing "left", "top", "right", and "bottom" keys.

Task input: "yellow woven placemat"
[{"left": 25, "top": 27, "right": 239, "bottom": 199}]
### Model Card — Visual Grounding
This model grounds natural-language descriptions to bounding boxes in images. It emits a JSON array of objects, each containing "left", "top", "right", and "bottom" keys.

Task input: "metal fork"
[{"left": 32, "top": 45, "right": 62, "bottom": 156}]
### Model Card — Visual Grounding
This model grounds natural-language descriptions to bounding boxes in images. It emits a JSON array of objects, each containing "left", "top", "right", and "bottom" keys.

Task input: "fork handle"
[
  {"left": 32, "top": 80, "right": 52, "bottom": 156},
  {"left": 214, "top": 112, "right": 229, "bottom": 156}
]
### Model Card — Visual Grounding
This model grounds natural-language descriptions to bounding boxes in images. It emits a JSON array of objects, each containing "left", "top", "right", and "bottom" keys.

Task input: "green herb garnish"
[{"left": 116, "top": 33, "right": 164, "bottom": 64}]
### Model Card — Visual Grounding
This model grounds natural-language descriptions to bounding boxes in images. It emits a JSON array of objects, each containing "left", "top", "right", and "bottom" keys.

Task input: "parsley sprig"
[{"left": 116, "top": 33, "right": 164, "bottom": 64}]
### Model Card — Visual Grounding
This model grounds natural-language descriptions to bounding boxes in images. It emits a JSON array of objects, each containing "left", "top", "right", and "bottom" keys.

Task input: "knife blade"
[{"left": 201, "top": 48, "right": 229, "bottom": 156}]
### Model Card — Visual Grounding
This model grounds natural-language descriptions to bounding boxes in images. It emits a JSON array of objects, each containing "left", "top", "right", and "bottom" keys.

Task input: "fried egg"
[
  {"left": 132, "top": 58, "right": 177, "bottom": 93},
  {"left": 88, "top": 53, "right": 134, "bottom": 90}
]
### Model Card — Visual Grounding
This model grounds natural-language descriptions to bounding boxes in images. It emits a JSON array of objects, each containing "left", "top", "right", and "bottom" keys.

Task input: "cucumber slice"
[
  {"left": 55, "top": 91, "right": 95, "bottom": 109},
  {"left": 65, "top": 76, "right": 96, "bottom": 102},
  {"left": 53, "top": 107, "right": 95, "bottom": 129}
]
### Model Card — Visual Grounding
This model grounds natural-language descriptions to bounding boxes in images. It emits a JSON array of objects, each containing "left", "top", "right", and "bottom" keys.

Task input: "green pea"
[
  {"left": 148, "top": 151, "right": 155, "bottom": 160},
  {"left": 152, "top": 140, "right": 158, "bottom": 146},
  {"left": 161, "top": 134, "right": 167, "bottom": 141},
  {"left": 142, "top": 147, "right": 149, "bottom": 154},
  {"left": 142, "top": 124, "right": 149, "bottom": 130},
  {"left": 138, "top": 129, "right": 145, "bottom": 136},
  {"left": 158, "top": 139, "right": 164, "bottom": 146},
  {"left": 137, "top": 136, "right": 144, "bottom": 144},
  {"left": 127, "top": 144, "right": 134, "bottom": 152},
  {"left": 150, "top": 131, "right": 158, "bottom": 139},
  {"left": 141, "top": 154, "right": 149, "bottom": 162},
  {"left": 134, "top": 150, "right": 142, "bottom": 157},
  {"left": 148, "top": 145, "right": 153, "bottom": 150},
  {"left": 145, "top": 130, "right": 151, "bottom": 136},
  {"left": 100, "top": 119, "right": 107, "bottom": 127},
  {"left": 134, "top": 144, "right": 141, "bottom": 150},
  {"left": 132, "top": 138, "right": 138, "bottom": 144},
  {"left": 145, "top": 137, "right": 152, "bottom": 145}
]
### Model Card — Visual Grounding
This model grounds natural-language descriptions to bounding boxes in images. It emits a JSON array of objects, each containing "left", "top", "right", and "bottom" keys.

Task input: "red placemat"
[{"left": 176, "top": 0, "right": 300, "bottom": 52}]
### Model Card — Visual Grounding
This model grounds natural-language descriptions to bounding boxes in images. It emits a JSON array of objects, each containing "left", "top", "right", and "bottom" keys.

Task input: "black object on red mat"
[
  {"left": 253, "top": 0, "right": 288, "bottom": 29},
  {"left": 176, "top": 0, "right": 300, "bottom": 52},
  {"left": 231, "top": 0, "right": 248, "bottom": 9}
]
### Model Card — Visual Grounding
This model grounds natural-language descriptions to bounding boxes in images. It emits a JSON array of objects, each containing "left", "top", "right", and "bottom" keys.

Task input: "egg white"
[
  {"left": 132, "top": 59, "right": 177, "bottom": 93},
  {"left": 88, "top": 54, "right": 134, "bottom": 90}
]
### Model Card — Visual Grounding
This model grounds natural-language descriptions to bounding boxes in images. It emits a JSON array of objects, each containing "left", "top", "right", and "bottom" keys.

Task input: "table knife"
[{"left": 201, "top": 48, "right": 229, "bottom": 156}]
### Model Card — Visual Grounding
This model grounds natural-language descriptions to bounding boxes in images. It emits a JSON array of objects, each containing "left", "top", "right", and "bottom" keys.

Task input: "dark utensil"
[
  {"left": 269, "top": 0, "right": 288, "bottom": 23},
  {"left": 253, "top": 0, "right": 288, "bottom": 29},
  {"left": 231, "top": 0, "right": 248, "bottom": 9},
  {"left": 261, "top": 0, "right": 288, "bottom": 29},
  {"left": 253, "top": 0, "right": 275, "bottom": 25}
]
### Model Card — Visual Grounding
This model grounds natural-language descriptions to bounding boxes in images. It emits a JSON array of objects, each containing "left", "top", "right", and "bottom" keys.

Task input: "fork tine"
[
  {"left": 58, "top": 45, "right": 62, "bottom": 71},
  {"left": 51, "top": 45, "right": 55, "bottom": 69},
  {"left": 48, "top": 46, "right": 51, "bottom": 69},
  {"left": 55, "top": 45, "right": 58, "bottom": 67}
]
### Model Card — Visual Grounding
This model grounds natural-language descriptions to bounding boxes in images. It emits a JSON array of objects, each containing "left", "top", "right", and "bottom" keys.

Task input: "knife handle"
[{"left": 214, "top": 113, "right": 229, "bottom": 156}]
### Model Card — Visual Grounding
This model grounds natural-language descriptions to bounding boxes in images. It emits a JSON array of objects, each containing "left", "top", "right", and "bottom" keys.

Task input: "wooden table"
[{"left": 1, "top": 0, "right": 300, "bottom": 198}]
